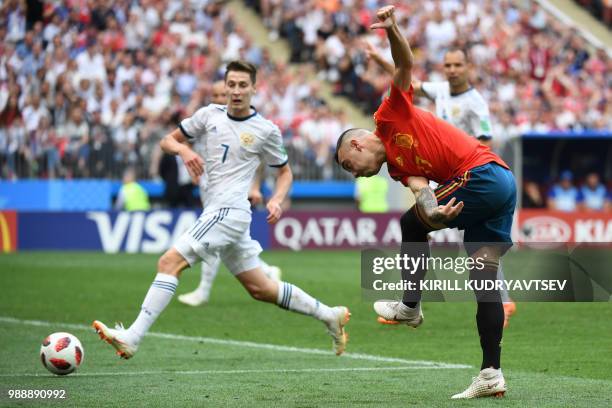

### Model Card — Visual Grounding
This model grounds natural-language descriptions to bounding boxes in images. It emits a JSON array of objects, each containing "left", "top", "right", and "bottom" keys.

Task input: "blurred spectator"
[
  {"left": 62, "top": 106, "right": 89, "bottom": 177},
  {"left": 114, "top": 167, "right": 151, "bottom": 211},
  {"left": 88, "top": 109, "right": 114, "bottom": 178},
  {"left": 548, "top": 170, "right": 579, "bottom": 211},
  {"left": 522, "top": 180, "right": 546, "bottom": 209},
  {"left": 578, "top": 172, "right": 610, "bottom": 211}
]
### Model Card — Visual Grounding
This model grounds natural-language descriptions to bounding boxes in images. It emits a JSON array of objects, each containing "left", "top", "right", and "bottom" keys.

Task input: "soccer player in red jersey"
[{"left": 335, "top": 6, "right": 516, "bottom": 399}]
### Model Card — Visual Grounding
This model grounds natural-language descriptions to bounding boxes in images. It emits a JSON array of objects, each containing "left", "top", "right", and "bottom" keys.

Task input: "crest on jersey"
[
  {"left": 395, "top": 156, "right": 404, "bottom": 167},
  {"left": 451, "top": 105, "right": 461, "bottom": 118},
  {"left": 393, "top": 133, "right": 417, "bottom": 149},
  {"left": 240, "top": 133, "right": 255, "bottom": 147}
]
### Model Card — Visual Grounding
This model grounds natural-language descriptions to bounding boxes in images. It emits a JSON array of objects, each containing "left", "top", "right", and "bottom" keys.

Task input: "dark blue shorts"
[{"left": 434, "top": 163, "right": 516, "bottom": 246}]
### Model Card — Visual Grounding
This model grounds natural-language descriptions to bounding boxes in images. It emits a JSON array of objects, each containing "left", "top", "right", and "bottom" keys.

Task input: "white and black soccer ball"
[{"left": 40, "top": 332, "right": 84, "bottom": 375}]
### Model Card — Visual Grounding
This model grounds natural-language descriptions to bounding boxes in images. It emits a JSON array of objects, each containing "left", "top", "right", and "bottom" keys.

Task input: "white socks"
[
  {"left": 276, "top": 281, "right": 333, "bottom": 322},
  {"left": 128, "top": 273, "right": 178, "bottom": 343},
  {"left": 197, "top": 256, "right": 222, "bottom": 301}
]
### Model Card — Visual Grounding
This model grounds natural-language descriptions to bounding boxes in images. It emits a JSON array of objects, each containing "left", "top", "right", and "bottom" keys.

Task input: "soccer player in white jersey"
[
  {"left": 365, "top": 44, "right": 516, "bottom": 326},
  {"left": 414, "top": 50, "right": 493, "bottom": 145},
  {"left": 178, "top": 79, "right": 282, "bottom": 307},
  {"left": 93, "top": 61, "right": 350, "bottom": 358}
]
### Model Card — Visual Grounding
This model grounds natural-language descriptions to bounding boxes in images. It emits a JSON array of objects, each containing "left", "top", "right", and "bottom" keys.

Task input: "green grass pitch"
[{"left": 0, "top": 251, "right": 610, "bottom": 407}]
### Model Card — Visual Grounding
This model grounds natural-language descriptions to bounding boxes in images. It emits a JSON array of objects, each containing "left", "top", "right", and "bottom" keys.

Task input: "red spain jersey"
[{"left": 374, "top": 84, "right": 509, "bottom": 185}]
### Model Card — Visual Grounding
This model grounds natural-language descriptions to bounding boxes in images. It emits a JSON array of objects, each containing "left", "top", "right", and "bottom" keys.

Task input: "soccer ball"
[{"left": 40, "top": 332, "right": 84, "bottom": 375}]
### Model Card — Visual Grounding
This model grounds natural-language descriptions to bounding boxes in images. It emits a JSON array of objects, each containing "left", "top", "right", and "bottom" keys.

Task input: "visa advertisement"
[{"left": 16, "top": 211, "right": 268, "bottom": 253}]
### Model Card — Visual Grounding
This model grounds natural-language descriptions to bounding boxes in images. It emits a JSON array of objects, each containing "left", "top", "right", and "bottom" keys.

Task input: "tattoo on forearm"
[{"left": 416, "top": 187, "right": 443, "bottom": 223}]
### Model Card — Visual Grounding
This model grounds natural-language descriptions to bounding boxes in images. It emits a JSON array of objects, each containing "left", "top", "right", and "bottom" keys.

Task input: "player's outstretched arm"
[
  {"left": 160, "top": 128, "right": 204, "bottom": 179},
  {"left": 408, "top": 177, "right": 464, "bottom": 228},
  {"left": 266, "top": 164, "right": 293, "bottom": 224},
  {"left": 364, "top": 36, "right": 426, "bottom": 97},
  {"left": 370, "top": 5, "right": 413, "bottom": 91}
]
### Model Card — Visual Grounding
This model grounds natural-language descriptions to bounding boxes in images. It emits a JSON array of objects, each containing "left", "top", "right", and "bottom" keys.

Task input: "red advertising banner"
[
  {"left": 271, "top": 210, "right": 612, "bottom": 250},
  {"left": 0, "top": 211, "right": 18, "bottom": 253},
  {"left": 517, "top": 210, "right": 612, "bottom": 243}
]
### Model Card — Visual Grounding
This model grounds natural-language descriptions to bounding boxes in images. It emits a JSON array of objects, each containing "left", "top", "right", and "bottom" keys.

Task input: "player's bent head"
[
  {"left": 225, "top": 60, "right": 257, "bottom": 85},
  {"left": 335, "top": 128, "right": 362, "bottom": 164},
  {"left": 334, "top": 128, "right": 383, "bottom": 178}
]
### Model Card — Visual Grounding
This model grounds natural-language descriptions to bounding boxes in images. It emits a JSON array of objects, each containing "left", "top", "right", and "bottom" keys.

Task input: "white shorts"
[{"left": 174, "top": 207, "right": 262, "bottom": 275}]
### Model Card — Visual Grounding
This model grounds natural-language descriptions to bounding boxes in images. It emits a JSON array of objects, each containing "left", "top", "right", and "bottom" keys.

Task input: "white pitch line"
[
  {"left": 1, "top": 366, "right": 455, "bottom": 378},
  {"left": 0, "top": 316, "right": 471, "bottom": 369}
]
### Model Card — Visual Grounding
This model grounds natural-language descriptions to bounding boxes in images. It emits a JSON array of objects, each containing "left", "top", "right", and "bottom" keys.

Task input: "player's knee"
[
  {"left": 157, "top": 250, "right": 186, "bottom": 277},
  {"left": 400, "top": 207, "right": 429, "bottom": 242},
  {"left": 469, "top": 246, "right": 501, "bottom": 262}
]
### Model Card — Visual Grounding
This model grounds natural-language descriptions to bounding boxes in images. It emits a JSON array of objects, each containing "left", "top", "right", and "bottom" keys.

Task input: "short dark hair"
[
  {"left": 225, "top": 60, "right": 257, "bottom": 84},
  {"left": 334, "top": 128, "right": 361, "bottom": 164},
  {"left": 444, "top": 47, "right": 469, "bottom": 63}
]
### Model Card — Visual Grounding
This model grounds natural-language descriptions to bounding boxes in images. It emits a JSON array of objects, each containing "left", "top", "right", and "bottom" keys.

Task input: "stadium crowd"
[
  {"left": 251, "top": 0, "right": 611, "bottom": 136},
  {"left": 1, "top": 0, "right": 610, "bottom": 189},
  {"left": 0, "top": 0, "right": 351, "bottom": 181}
]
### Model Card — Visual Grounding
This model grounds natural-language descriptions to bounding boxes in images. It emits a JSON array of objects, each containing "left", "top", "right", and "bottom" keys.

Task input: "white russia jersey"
[
  {"left": 180, "top": 104, "right": 288, "bottom": 212},
  {"left": 421, "top": 81, "right": 492, "bottom": 138}
]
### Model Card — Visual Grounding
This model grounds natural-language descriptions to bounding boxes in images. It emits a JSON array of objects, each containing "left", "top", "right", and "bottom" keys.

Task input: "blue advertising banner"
[{"left": 18, "top": 210, "right": 269, "bottom": 252}]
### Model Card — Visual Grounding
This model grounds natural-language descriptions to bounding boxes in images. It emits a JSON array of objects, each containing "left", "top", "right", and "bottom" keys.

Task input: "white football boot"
[
  {"left": 177, "top": 290, "right": 209, "bottom": 307},
  {"left": 325, "top": 306, "right": 351, "bottom": 356},
  {"left": 373, "top": 301, "right": 423, "bottom": 328},
  {"left": 451, "top": 368, "right": 507, "bottom": 399},
  {"left": 92, "top": 320, "right": 139, "bottom": 359}
]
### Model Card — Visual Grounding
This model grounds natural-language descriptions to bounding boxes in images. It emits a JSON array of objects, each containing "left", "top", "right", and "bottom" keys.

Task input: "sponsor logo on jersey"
[{"left": 451, "top": 105, "right": 461, "bottom": 118}]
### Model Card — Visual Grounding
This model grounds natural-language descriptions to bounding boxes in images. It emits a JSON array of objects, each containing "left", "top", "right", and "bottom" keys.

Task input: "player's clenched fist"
[{"left": 370, "top": 5, "right": 396, "bottom": 30}]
